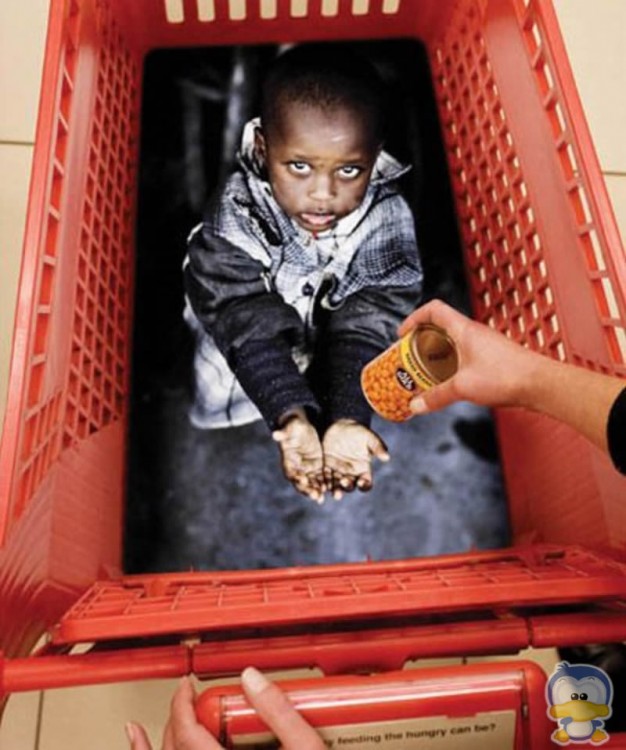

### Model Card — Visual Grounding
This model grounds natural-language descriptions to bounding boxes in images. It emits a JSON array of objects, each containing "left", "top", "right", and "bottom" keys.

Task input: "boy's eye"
[
  {"left": 337, "top": 165, "right": 363, "bottom": 179},
  {"left": 287, "top": 162, "right": 312, "bottom": 176}
]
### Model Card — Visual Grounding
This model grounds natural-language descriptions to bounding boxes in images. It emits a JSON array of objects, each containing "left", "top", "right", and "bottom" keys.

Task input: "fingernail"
[
  {"left": 410, "top": 396, "right": 427, "bottom": 414},
  {"left": 242, "top": 667, "right": 270, "bottom": 695},
  {"left": 125, "top": 722, "right": 136, "bottom": 744}
]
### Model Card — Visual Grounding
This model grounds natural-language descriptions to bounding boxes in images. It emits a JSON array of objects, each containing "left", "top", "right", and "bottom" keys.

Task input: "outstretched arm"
[
  {"left": 185, "top": 232, "right": 320, "bottom": 430},
  {"left": 399, "top": 299, "right": 626, "bottom": 460},
  {"left": 320, "top": 284, "right": 423, "bottom": 427}
]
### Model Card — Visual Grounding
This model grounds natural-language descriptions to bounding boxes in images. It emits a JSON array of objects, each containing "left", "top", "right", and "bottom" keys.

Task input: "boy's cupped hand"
[
  {"left": 273, "top": 412, "right": 390, "bottom": 503},
  {"left": 322, "top": 420, "right": 389, "bottom": 500},
  {"left": 272, "top": 410, "right": 326, "bottom": 503}
]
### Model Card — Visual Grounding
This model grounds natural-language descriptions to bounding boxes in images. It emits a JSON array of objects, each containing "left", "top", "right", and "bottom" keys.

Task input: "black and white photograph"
[{"left": 126, "top": 40, "right": 508, "bottom": 573}]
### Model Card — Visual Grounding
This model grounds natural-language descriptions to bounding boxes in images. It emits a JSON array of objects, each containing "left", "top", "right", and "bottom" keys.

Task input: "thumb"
[
  {"left": 410, "top": 378, "right": 459, "bottom": 415},
  {"left": 367, "top": 432, "right": 390, "bottom": 462},
  {"left": 125, "top": 722, "right": 152, "bottom": 750}
]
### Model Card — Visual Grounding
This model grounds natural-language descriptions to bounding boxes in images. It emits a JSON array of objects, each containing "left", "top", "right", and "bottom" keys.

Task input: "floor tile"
[
  {"left": 554, "top": 0, "right": 626, "bottom": 173},
  {"left": 605, "top": 173, "right": 626, "bottom": 246},
  {"left": 0, "top": 0, "right": 49, "bottom": 143},
  {"left": 0, "top": 144, "right": 34, "bottom": 427},
  {"left": 38, "top": 679, "right": 179, "bottom": 750},
  {"left": 0, "top": 690, "right": 42, "bottom": 750},
  {"left": 466, "top": 647, "right": 559, "bottom": 673}
]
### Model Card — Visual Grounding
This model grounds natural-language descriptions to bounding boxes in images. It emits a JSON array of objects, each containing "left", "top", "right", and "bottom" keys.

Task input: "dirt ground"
[{"left": 125, "top": 370, "right": 508, "bottom": 572}]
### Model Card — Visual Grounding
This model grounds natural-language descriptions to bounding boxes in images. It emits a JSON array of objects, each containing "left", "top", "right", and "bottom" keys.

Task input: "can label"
[
  {"left": 395, "top": 368, "right": 416, "bottom": 392},
  {"left": 399, "top": 332, "right": 437, "bottom": 391}
]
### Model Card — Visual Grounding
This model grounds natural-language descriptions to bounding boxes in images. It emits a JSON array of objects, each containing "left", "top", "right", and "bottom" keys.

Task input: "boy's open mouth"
[{"left": 299, "top": 212, "right": 337, "bottom": 230}]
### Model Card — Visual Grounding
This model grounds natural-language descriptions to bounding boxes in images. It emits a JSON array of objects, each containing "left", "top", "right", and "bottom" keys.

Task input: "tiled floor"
[{"left": 1, "top": 1, "right": 625, "bottom": 748}]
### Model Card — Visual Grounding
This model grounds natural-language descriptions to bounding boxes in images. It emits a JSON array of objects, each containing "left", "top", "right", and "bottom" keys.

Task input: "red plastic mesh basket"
[{"left": 1, "top": 0, "right": 626, "bottom": 724}]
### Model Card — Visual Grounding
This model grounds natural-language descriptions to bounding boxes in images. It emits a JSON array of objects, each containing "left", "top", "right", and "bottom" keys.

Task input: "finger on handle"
[
  {"left": 169, "top": 676, "right": 223, "bottom": 750},
  {"left": 125, "top": 722, "right": 153, "bottom": 750},
  {"left": 241, "top": 668, "right": 326, "bottom": 750}
]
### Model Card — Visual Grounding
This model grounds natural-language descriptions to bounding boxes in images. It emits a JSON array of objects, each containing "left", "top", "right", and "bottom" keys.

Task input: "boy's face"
[{"left": 257, "top": 102, "right": 380, "bottom": 234}]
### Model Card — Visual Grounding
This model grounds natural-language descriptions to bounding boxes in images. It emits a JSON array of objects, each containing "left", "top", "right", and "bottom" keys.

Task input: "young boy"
[{"left": 183, "top": 44, "right": 423, "bottom": 502}]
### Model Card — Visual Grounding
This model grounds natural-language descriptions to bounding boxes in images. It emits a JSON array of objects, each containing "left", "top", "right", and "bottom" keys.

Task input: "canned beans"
[
  {"left": 361, "top": 324, "right": 458, "bottom": 422},
  {"left": 361, "top": 342, "right": 415, "bottom": 421}
]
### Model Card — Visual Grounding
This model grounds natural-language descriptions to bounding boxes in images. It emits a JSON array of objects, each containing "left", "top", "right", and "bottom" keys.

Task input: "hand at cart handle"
[{"left": 125, "top": 668, "right": 326, "bottom": 750}]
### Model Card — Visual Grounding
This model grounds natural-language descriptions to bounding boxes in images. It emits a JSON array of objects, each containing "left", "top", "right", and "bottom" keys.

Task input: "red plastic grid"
[
  {"left": 52, "top": 546, "right": 626, "bottom": 644},
  {"left": 4, "top": 3, "right": 83, "bottom": 533},
  {"left": 1, "top": 0, "right": 137, "bottom": 538},
  {"left": 158, "top": 0, "right": 404, "bottom": 25},
  {"left": 432, "top": 0, "right": 564, "bottom": 360},
  {"left": 514, "top": 0, "right": 626, "bottom": 371},
  {"left": 432, "top": 0, "right": 626, "bottom": 377},
  {"left": 61, "top": 0, "right": 137, "bottom": 449}
]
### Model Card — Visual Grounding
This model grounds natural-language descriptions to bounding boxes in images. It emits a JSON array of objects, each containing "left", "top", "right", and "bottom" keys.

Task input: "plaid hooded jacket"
[{"left": 184, "top": 119, "right": 423, "bottom": 430}]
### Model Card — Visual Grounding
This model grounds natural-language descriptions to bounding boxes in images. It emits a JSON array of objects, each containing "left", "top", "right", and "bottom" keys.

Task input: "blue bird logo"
[{"left": 546, "top": 661, "right": 613, "bottom": 745}]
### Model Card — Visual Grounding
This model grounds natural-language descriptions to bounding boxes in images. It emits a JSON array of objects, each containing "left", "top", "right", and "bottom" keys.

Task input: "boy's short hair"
[{"left": 260, "top": 44, "right": 387, "bottom": 145}]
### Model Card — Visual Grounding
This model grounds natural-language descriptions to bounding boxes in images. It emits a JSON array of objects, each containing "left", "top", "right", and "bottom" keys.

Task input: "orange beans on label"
[{"left": 361, "top": 324, "right": 458, "bottom": 422}]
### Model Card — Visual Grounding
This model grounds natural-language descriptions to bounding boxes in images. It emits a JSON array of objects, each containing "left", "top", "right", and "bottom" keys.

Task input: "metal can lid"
[{"left": 411, "top": 324, "right": 458, "bottom": 384}]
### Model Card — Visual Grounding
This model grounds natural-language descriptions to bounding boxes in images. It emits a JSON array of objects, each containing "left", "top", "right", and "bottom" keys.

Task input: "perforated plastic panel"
[
  {"left": 432, "top": 0, "right": 626, "bottom": 370},
  {"left": 53, "top": 546, "right": 626, "bottom": 644},
  {"left": 0, "top": 0, "right": 137, "bottom": 541},
  {"left": 62, "top": 0, "right": 136, "bottom": 453},
  {"left": 433, "top": 2, "right": 564, "bottom": 357},
  {"left": 0, "top": 0, "right": 138, "bottom": 660}
]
